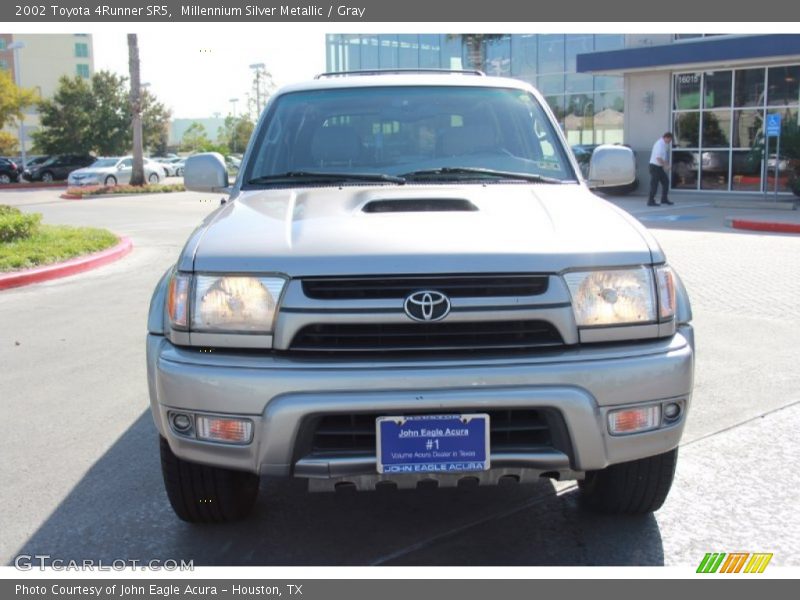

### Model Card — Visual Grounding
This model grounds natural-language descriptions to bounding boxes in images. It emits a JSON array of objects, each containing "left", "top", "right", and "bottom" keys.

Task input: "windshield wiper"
[
  {"left": 400, "top": 167, "right": 566, "bottom": 184},
  {"left": 247, "top": 171, "right": 406, "bottom": 185}
]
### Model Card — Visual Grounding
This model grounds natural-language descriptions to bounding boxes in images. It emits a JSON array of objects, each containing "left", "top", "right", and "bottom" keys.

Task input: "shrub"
[{"left": 0, "top": 206, "right": 42, "bottom": 242}]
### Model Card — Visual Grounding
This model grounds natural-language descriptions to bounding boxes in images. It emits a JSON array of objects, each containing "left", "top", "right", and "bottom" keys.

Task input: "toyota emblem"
[{"left": 404, "top": 290, "right": 451, "bottom": 322}]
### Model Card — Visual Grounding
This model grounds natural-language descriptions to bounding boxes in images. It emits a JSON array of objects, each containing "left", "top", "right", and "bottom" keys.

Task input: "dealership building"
[{"left": 326, "top": 34, "right": 800, "bottom": 195}]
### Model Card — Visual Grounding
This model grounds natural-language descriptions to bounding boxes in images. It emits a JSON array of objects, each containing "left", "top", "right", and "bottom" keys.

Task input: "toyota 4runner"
[{"left": 147, "top": 70, "right": 694, "bottom": 523}]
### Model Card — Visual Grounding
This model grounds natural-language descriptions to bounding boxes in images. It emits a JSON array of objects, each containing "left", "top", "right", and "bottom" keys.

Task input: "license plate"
[{"left": 376, "top": 414, "right": 490, "bottom": 474}]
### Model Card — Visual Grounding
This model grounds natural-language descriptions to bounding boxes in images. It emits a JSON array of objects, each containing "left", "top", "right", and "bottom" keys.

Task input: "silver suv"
[{"left": 147, "top": 71, "right": 694, "bottom": 523}]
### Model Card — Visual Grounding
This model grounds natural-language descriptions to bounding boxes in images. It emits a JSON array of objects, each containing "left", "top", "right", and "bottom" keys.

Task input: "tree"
[
  {"left": 31, "top": 75, "right": 95, "bottom": 154},
  {"left": 181, "top": 122, "right": 212, "bottom": 153},
  {"left": 0, "top": 69, "right": 37, "bottom": 131},
  {"left": 31, "top": 70, "right": 171, "bottom": 157},
  {"left": 128, "top": 34, "right": 145, "bottom": 186},
  {"left": 89, "top": 71, "right": 130, "bottom": 155},
  {"left": 217, "top": 115, "right": 254, "bottom": 155}
]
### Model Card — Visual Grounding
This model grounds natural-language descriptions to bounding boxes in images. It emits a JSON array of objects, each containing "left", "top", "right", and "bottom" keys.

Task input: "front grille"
[
  {"left": 289, "top": 320, "right": 564, "bottom": 353},
  {"left": 307, "top": 409, "right": 557, "bottom": 457},
  {"left": 302, "top": 274, "right": 549, "bottom": 300}
]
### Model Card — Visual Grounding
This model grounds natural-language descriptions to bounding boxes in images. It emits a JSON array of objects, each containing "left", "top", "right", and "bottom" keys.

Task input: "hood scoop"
[{"left": 362, "top": 198, "right": 479, "bottom": 213}]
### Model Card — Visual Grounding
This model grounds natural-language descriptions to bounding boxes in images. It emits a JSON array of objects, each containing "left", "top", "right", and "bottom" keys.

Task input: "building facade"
[
  {"left": 578, "top": 34, "right": 800, "bottom": 195},
  {"left": 0, "top": 33, "right": 95, "bottom": 158},
  {"left": 327, "top": 34, "right": 800, "bottom": 195},
  {"left": 326, "top": 34, "right": 626, "bottom": 146}
]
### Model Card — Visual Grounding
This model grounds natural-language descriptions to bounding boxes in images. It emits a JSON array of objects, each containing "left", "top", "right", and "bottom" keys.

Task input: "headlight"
[
  {"left": 564, "top": 267, "right": 656, "bottom": 327},
  {"left": 192, "top": 275, "right": 286, "bottom": 333}
]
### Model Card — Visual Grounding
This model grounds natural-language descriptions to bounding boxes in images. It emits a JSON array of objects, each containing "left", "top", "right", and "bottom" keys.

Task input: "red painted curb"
[
  {"left": 729, "top": 219, "right": 800, "bottom": 234},
  {"left": 0, "top": 236, "right": 133, "bottom": 290}
]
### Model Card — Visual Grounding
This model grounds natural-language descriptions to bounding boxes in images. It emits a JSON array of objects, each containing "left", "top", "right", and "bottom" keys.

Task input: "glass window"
[
  {"left": 244, "top": 86, "right": 576, "bottom": 184},
  {"left": 484, "top": 35, "right": 511, "bottom": 76},
  {"left": 360, "top": 36, "right": 379, "bottom": 70},
  {"left": 704, "top": 71, "right": 731, "bottom": 109},
  {"left": 593, "top": 92, "right": 624, "bottom": 144},
  {"left": 537, "top": 35, "right": 564, "bottom": 74},
  {"left": 565, "top": 74, "right": 593, "bottom": 94},
  {"left": 441, "top": 35, "right": 462, "bottom": 70},
  {"left": 76, "top": 64, "right": 90, "bottom": 78},
  {"left": 538, "top": 74, "right": 564, "bottom": 96},
  {"left": 766, "top": 107, "right": 799, "bottom": 192},
  {"left": 379, "top": 35, "right": 399, "bottom": 69},
  {"left": 671, "top": 151, "right": 699, "bottom": 189},
  {"left": 419, "top": 34, "right": 441, "bottom": 69},
  {"left": 565, "top": 34, "right": 593, "bottom": 72},
  {"left": 594, "top": 76, "right": 623, "bottom": 93},
  {"left": 732, "top": 150, "right": 763, "bottom": 191},
  {"left": 0, "top": 39, "right": 6, "bottom": 51},
  {"left": 673, "top": 112, "right": 700, "bottom": 148},
  {"left": 731, "top": 110, "right": 763, "bottom": 148},
  {"left": 734, "top": 68, "right": 765, "bottom": 107},
  {"left": 700, "top": 151, "right": 730, "bottom": 190},
  {"left": 75, "top": 42, "right": 89, "bottom": 58},
  {"left": 511, "top": 35, "right": 537, "bottom": 80},
  {"left": 0, "top": 59, "right": 7, "bottom": 71},
  {"left": 674, "top": 73, "right": 702, "bottom": 110},
  {"left": 593, "top": 35, "right": 625, "bottom": 53},
  {"left": 767, "top": 65, "right": 800, "bottom": 107},
  {"left": 702, "top": 110, "right": 731, "bottom": 147},
  {"left": 398, "top": 35, "right": 419, "bottom": 69}
]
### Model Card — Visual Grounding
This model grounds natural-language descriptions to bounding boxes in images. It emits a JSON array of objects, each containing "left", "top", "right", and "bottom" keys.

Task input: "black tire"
[
  {"left": 148, "top": 172, "right": 160, "bottom": 184},
  {"left": 0, "top": 174, "right": 11, "bottom": 184},
  {"left": 41, "top": 171, "right": 54, "bottom": 183},
  {"left": 578, "top": 448, "right": 678, "bottom": 515},
  {"left": 104, "top": 175, "right": 117, "bottom": 186},
  {"left": 159, "top": 436, "right": 260, "bottom": 523}
]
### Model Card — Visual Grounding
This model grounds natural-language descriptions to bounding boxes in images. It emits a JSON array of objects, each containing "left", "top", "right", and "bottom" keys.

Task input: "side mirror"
[
  {"left": 587, "top": 144, "right": 636, "bottom": 189},
  {"left": 184, "top": 153, "right": 230, "bottom": 193}
]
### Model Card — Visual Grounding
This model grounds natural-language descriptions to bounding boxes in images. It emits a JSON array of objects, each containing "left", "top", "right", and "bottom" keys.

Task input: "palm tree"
[{"left": 127, "top": 34, "right": 145, "bottom": 186}]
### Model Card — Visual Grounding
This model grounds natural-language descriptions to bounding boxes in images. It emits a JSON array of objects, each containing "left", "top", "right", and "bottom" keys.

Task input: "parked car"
[
  {"left": 572, "top": 144, "right": 639, "bottom": 195},
  {"left": 156, "top": 157, "right": 185, "bottom": 177},
  {"left": 67, "top": 156, "right": 162, "bottom": 187},
  {"left": 0, "top": 157, "right": 22, "bottom": 184},
  {"left": 149, "top": 71, "right": 694, "bottom": 523},
  {"left": 24, "top": 154, "right": 95, "bottom": 182}
]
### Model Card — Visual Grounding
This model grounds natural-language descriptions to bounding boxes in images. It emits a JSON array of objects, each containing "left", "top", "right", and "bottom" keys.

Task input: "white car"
[{"left": 68, "top": 156, "right": 162, "bottom": 187}]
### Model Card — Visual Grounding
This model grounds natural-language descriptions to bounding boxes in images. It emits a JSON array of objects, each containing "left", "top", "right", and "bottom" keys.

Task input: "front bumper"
[{"left": 147, "top": 327, "right": 694, "bottom": 480}]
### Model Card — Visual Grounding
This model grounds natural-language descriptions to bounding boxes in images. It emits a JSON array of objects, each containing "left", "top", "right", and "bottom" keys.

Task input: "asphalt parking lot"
[{"left": 1, "top": 187, "right": 799, "bottom": 567}]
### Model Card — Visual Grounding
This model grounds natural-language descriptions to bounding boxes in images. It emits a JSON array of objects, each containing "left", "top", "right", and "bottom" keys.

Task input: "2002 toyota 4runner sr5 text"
[{"left": 147, "top": 70, "right": 694, "bottom": 523}]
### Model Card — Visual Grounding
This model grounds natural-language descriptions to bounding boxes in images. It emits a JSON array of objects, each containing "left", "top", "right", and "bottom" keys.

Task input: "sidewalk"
[{"left": 602, "top": 190, "right": 800, "bottom": 234}]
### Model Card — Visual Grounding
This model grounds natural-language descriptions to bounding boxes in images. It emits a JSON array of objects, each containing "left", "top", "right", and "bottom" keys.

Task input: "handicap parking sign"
[{"left": 766, "top": 114, "right": 781, "bottom": 137}]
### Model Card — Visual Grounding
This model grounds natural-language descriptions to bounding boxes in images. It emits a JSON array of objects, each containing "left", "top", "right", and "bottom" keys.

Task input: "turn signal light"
[
  {"left": 608, "top": 406, "right": 660, "bottom": 435},
  {"left": 196, "top": 416, "right": 253, "bottom": 444}
]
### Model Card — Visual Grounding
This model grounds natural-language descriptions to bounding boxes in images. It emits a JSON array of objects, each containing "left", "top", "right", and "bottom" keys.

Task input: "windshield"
[
  {"left": 243, "top": 85, "right": 576, "bottom": 187},
  {"left": 90, "top": 158, "right": 120, "bottom": 168}
]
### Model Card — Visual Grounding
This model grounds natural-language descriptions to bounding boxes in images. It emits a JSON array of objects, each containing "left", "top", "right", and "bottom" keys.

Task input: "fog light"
[
  {"left": 608, "top": 405, "right": 660, "bottom": 435},
  {"left": 196, "top": 415, "right": 253, "bottom": 444},
  {"left": 664, "top": 402, "right": 682, "bottom": 420},
  {"left": 171, "top": 413, "right": 193, "bottom": 432}
]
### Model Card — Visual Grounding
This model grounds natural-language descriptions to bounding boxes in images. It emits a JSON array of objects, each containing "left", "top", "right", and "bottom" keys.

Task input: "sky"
[{"left": 91, "top": 31, "right": 327, "bottom": 119}]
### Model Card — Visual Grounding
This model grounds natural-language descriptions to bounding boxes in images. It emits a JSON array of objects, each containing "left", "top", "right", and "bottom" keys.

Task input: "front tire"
[
  {"left": 104, "top": 175, "right": 117, "bottom": 186},
  {"left": 0, "top": 174, "right": 11, "bottom": 184},
  {"left": 41, "top": 171, "right": 54, "bottom": 183},
  {"left": 148, "top": 173, "right": 160, "bottom": 184},
  {"left": 159, "top": 436, "right": 260, "bottom": 523},
  {"left": 578, "top": 448, "right": 678, "bottom": 515}
]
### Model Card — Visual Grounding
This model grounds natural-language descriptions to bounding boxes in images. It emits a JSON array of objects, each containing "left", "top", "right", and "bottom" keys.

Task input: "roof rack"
[{"left": 314, "top": 68, "right": 486, "bottom": 79}]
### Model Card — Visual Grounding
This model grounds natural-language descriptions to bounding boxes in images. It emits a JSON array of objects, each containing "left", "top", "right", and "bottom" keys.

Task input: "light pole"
[
  {"left": 229, "top": 98, "right": 239, "bottom": 153},
  {"left": 249, "top": 63, "right": 265, "bottom": 116},
  {"left": 6, "top": 41, "right": 27, "bottom": 169}
]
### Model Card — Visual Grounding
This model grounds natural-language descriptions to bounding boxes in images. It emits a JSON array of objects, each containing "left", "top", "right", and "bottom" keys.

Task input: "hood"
[
  {"left": 185, "top": 184, "right": 661, "bottom": 276},
  {"left": 70, "top": 166, "right": 113, "bottom": 177}
]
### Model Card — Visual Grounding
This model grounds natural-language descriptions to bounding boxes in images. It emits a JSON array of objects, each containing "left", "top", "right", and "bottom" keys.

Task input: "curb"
[
  {"left": 725, "top": 218, "right": 800, "bottom": 234},
  {"left": 0, "top": 236, "right": 133, "bottom": 290}
]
